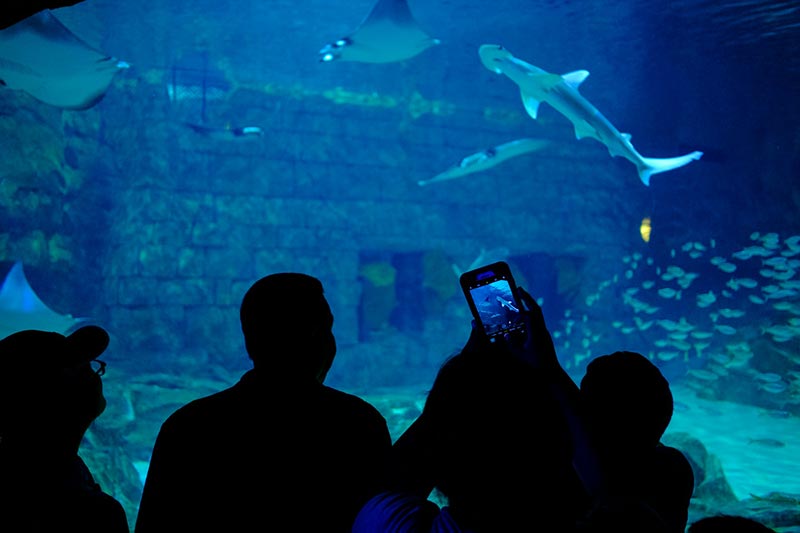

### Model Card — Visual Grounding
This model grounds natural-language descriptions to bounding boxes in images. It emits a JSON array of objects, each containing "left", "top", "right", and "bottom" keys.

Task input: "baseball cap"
[{"left": 0, "top": 325, "right": 110, "bottom": 377}]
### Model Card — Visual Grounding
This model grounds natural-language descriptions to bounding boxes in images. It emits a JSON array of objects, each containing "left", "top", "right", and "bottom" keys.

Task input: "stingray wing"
[
  {"left": 0, "top": 261, "right": 84, "bottom": 339},
  {"left": 345, "top": 0, "right": 438, "bottom": 63},
  {"left": 0, "top": 10, "right": 125, "bottom": 109}
]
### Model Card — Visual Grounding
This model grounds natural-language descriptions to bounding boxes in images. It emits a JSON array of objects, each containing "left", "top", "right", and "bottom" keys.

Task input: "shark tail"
[{"left": 638, "top": 151, "right": 703, "bottom": 186}]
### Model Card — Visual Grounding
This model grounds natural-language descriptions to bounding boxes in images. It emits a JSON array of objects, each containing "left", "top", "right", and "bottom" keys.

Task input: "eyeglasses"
[{"left": 90, "top": 359, "right": 107, "bottom": 377}]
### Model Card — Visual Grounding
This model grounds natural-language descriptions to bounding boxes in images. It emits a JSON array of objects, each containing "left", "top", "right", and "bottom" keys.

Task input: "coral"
[
  {"left": 407, "top": 91, "right": 455, "bottom": 119},
  {"left": 47, "top": 234, "right": 74, "bottom": 264},
  {"left": 359, "top": 261, "right": 397, "bottom": 288},
  {"left": 422, "top": 249, "right": 457, "bottom": 301},
  {"left": 323, "top": 86, "right": 398, "bottom": 108}
]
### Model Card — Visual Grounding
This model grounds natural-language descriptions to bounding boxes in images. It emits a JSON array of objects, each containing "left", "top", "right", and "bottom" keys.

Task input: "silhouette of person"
[
  {"left": 0, "top": 325, "right": 129, "bottom": 533},
  {"left": 688, "top": 515, "right": 777, "bottom": 532},
  {"left": 135, "top": 272, "right": 392, "bottom": 533},
  {"left": 578, "top": 351, "right": 694, "bottom": 533},
  {"left": 354, "top": 287, "right": 588, "bottom": 532}
]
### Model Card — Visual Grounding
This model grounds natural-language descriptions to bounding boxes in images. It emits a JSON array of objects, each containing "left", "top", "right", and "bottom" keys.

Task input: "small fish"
[
  {"left": 696, "top": 290, "right": 716, "bottom": 308},
  {"left": 760, "top": 381, "right": 787, "bottom": 393},
  {"left": 688, "top": 369, "right": 718, "bottom": 381},
  {"left": 184, "top": 123, "right": 264, "bottom": 140},
  {"left": 656, "top": 351, "right": 681, "bottom": 361},
  {"left": 748, "top": 438, "right": 785, "bottom": 448},
  {"left": 640, "top": 217, "right": 652, "bottom": 243},
  {"left": 714, "top": 324, "right": 737, "bottom": 335},
  {"left": 658, "top": 287, "right": 680, "bottom": 299},
  {"left": 718, "top": 308, "right": 745, "bottom": 318},
  {"left": 477, "top": 44, "right": 702, "bottom": 186}
]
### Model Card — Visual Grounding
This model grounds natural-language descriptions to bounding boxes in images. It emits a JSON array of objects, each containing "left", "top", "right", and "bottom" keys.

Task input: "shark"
[
  {"left": 0, "top": 10, "right": 128, "bottom": 110},
  {"left": 478, "top": 44, "right": 703, "bottom": 186},
  {"left": 419, "top": 138, "right": 551, "bottom": 186},
  {"left": 0, "top": 261, "right": 85, "bottom": 339},
  {"left": 319, "top": 0, "right": 439, "bottom": 63}
]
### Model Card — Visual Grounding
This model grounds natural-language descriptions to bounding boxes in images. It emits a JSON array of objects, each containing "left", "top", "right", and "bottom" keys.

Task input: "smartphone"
[{"left": 459, "top": 261, "right": 526, "bottom": 342}]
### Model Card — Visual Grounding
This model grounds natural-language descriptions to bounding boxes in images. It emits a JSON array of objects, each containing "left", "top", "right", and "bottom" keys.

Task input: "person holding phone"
[{"left": 353, "top": 264, "right": 589, "bottom": 532}]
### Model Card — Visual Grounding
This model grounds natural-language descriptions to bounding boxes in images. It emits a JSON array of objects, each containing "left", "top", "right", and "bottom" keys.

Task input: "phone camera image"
[
  {"left": 469, "top": 279, "right": 522, "bottom": 338},
  {"left": 460, "top": 261, "right": 526, "bottom": 342}
]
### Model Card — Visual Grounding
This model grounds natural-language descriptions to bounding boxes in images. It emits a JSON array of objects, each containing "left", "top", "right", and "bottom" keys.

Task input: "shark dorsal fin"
[
  {"left": 561, "top": 69, "right": 590, "bottom": 89},
  {"left": 622, "top": 133, "right": 632, "bottom": 142},
  {"left": 520, "top": 89, "right": 541, "bottom": 119}
]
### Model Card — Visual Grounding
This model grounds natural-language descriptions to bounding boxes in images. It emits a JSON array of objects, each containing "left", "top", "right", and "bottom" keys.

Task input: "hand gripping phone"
[{"left": 459, "top": 261, "right": 526, "bottom": 342}]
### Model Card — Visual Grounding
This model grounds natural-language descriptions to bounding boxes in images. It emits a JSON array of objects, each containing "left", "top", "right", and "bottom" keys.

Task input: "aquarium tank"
[{"left": 1, "top": 0, "right": 799, "bottom": 530}]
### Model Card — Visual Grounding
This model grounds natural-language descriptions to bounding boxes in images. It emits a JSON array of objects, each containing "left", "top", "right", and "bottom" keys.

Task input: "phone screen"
[{"left": 461, "top": 262, "right": 526, "bottom": 341}]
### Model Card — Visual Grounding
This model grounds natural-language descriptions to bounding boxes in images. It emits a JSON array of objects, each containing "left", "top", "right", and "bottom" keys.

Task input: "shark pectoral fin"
[
  {"left": 573, "top": 121, "right": 596, "bottom": 140},
  {"left": 561, "top": 69, "right": 589, "bottom": 89},
  {"left": 520, "top": 89, "right": 541, "bottom": 119}
]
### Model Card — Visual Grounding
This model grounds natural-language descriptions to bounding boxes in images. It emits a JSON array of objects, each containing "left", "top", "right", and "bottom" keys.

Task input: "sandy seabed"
[{"left": 667, "top": 383, "right": 800, "bottom": 500}]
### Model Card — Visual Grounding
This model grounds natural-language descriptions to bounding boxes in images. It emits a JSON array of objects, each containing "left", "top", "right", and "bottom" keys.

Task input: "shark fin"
[
  {"left": 573, "top": 121, "right": 597, "bottom": 141},
  {"left": 622, "top": 133, "right": 632, "bottom": 142},
  {"left": 520, "top": 89, "right": 541, "bottom": 119},
  {"left": 561, "top": 69, "right": 589, "bottom": 89},
  {"left": 638, "top": 151, "right": 704, "bottom": 186}
]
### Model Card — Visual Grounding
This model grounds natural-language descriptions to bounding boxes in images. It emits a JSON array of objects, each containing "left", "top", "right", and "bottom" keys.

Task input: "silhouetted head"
[
  {"left": 240, "top": 273, "right": 335, "bottom": 382},
  {"left": 0, "top": 325, "right": 109, "bottom": 447},
  {"left": 580, "top": 351, "right": 673, "bottom": 450},
  {"left": 689, "top": 515, "right": 776, "bottom": 533},
  {"left": 418, "top": 341, "right": 581, "bottom": 530}
]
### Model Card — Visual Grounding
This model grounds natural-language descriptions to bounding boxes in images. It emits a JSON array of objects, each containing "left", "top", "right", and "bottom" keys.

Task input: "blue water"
[{"left": 1, "top": 0, "right": 799, "bottom": 530}]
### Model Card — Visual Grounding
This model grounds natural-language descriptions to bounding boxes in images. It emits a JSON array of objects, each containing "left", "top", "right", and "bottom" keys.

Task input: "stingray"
[
  {"left": 0, "top": 261, "right": 85, "bottom": 339},
  {"left": 0, "top": 10, "right": 128, "bottom": 110},
  {"left": 319, "top": 0, "right": 439, "bottom": 63},
  {"left": 418, "top": 138, "right": 552, "bottom": 186}
]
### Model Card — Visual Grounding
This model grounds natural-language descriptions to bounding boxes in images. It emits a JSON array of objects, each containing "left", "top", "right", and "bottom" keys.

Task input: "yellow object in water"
[{"left": 640, "top": 217, "right": 652, "bottom": 242}]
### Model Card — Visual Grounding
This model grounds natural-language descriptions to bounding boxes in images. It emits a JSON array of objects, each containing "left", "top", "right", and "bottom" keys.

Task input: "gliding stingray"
[
  {"left": 419, "top": 138, "right": 552, "bottom": 186},
  {"left": 319, "top": 0, "right": 439, "bottom": 63},
  {"left": 0, "top": 261, "right": 85, "bottom": 339},
  {"left": 0, "top": 10, "right": 128, "bottom": 110}
]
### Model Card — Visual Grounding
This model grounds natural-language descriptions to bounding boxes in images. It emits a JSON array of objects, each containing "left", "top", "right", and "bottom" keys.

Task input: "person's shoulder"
[
  {"left": 655, "top": 443, "right": 695, "bottom": 490},
  {"left": 320, "top": 385, "right": 388, "bottom": 422},
  {"left": 655, "top": 443, "right": 693, "bottom": 466},
  {"left": 159, "top": 381, "right": 241, "bottom": 430},
  {"left": 322, "top": 385, "right": 381, "bottom": 410}
]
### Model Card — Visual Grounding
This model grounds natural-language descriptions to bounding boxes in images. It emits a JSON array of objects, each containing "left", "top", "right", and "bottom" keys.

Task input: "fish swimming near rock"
[
  {"left": 184, "top": 123, "right": 264, "bottom": 141},
  {"left": 0, "top": 10, "right": 128, "bottom": 109},
  {"left": 0, "top": 261, "right": 85, "bottom": 339},
  {"left": 419, "top": 138, "right": 551, "bottom": 186},
  {"left": 478, "top": 44, "right": 703, "bottom": 186},
  {"left": 319, "top": 0, "right": 439, "bottom": 63}
]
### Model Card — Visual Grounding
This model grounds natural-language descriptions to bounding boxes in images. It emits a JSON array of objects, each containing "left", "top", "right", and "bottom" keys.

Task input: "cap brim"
[{"left": 66, "top": 325, "right": 109, "bottom": 364}]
